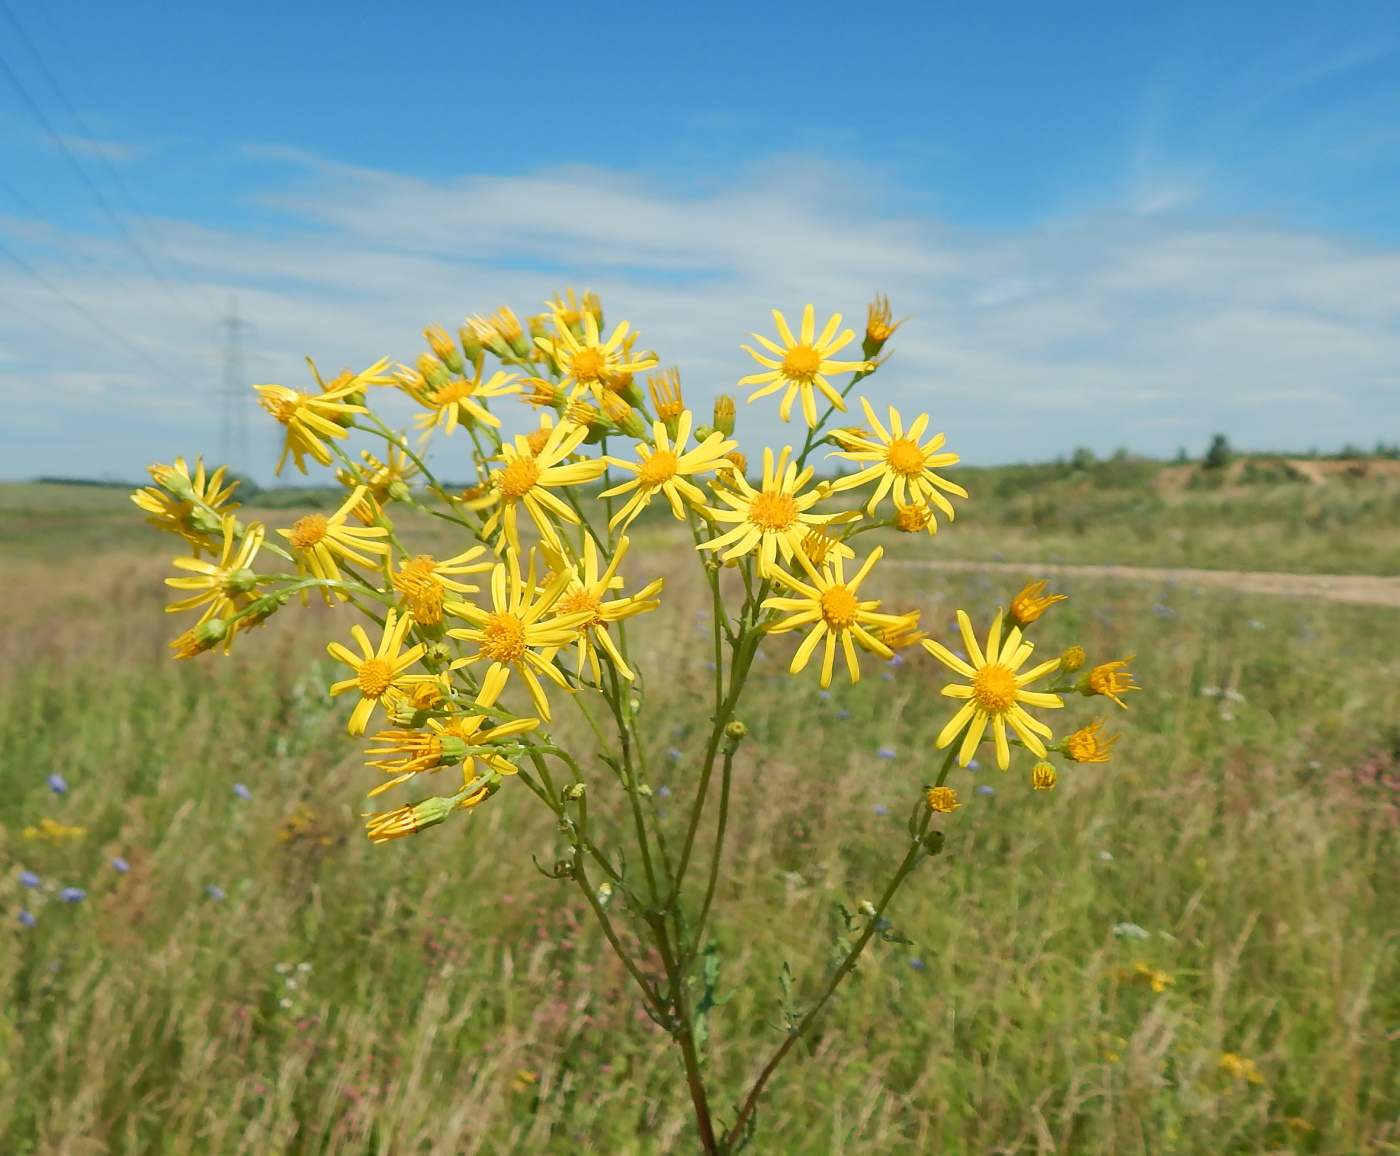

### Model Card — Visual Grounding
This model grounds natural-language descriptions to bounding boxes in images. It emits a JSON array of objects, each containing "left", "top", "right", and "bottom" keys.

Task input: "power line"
[{"left": 0, "top": 32, "right": 209, "bottom": 330}]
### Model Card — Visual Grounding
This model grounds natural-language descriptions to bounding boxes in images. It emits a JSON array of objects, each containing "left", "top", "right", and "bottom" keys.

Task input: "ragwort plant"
[{"left": 133, "top": 291, "right": 1138, "bottom": 1152}]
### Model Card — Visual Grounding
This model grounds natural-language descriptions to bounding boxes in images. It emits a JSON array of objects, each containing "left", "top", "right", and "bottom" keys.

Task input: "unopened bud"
[
  {"left": 194, "top": 617, "right": 229, "bottom": 647},
  {"left": 713, "top": 394, "right": 735, "bottom": 437},
  {"left": 564, "top": 782, "right": 586, "bottom": 801},
  {"left": 724, "top": 720, "right": 747, "bottom": 740},
  {"left": 858, "top": 900, "right": 877, "bottom": 917},
  {"left": 386, "top": 479, "right": 412, "bottom": 503},
  {"left": 457, "top": 324, "right": 484, "bottom": 366},
  {"left": 692, "top": 424, "right": 716, "bottom": 443},
  {"left": 425, "top": 325, "right": 464, "bottom": 374},
  {"left": 152, "top": 463, "right": 195, "bottom": 500},
  {"left": 416, "top": 353, "right": 450, "bottom": 389},
  {"left": 1060, "top": 646, "right": 1086, "bottom": 673},
  {"left": 1031, "top": 762, "right": 1058, "bottom": 790},
  {"left": 225, "top": 567, "right": 260, "bottom": 596}
]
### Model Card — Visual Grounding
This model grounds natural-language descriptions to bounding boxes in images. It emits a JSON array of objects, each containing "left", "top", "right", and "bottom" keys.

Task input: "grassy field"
[{"left": 1, "top": 480, "right": 1398, "bottom": 1153}]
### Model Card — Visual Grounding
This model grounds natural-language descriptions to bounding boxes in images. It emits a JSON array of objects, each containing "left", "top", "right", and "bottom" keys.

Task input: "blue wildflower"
[
  {"left": 18, "top": 870, "right": 40, "bottom": 889},
  {"left": 232, "top": 783, "right": 252, "bottom": 800},
  {"left": 111, "top": 858, "right": 130, "bottom": 874},
  {"left": 206, "top": 884, "right": 226, "bottom": 901},
  {"left": 877, "top": 747, "right": 896, "bottom": 759},
  {"left": 17, "top": 909, "right": 36, "bottom": 928},
  {"left": 872, "top": 805, "right": 890, "bottom": 816},
  {"left": 976, "top": 784, "right": 995, "bottom": 797},
  {"left": 59, "top": 887, "right": 86, "bottom": 903},
  {"left": 47, "top": 773, "right": 68, "bottom": 795},
  {"left": 909, "top": 958, "right": 927, "bottom": 972}
]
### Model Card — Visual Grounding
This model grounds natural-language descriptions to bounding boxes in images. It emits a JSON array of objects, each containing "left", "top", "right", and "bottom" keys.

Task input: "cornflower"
[
  {"left": 739, "top": 304, "right": 871, "bottom": 427},
  {"left": 131, "top": 456, "right": 242, "bottom": 555},
  {"left": 480, "top": 421, "right": 608, "bottom": 551},
  {"left": 535, "top": 311, "right": 657, "bottom": 404},
  {"left": 1009, "top": 579, "right": 1067, "bottom": 626},
  {"left": 762, "top": 546, "right": 907, "bottom": 688},
  {"left": 698, "top": 446, "right": 846, "bottom": 571},
  {"left": 827, "top": 398, "right": 966, "bottom": 521},
  {"left": 364, "top": 713, "right": 539, "bottom": 795},
  {"left": 327, "top": 609, "right": 430, "bottom": 736},
  {"left": 445, "top": 549, "right": 593, "bottom": 721},
  {"left": 278, "top": 486, "right": 390, "bottom": 602},
  {"left": 391, "top": 548, "right": 493, "bottom": 627},
  {"left": 1081, "top": 657, "right": 1140, "bottom": 709},
  {"left": 601, "top": 410, "right": 737, "bottom": 530},
  {"left": 922, "top": 610, "right": 1064, "bottom": 769},
  {"left": 257, "top": 358, "right": 389, "bottom": 474},
  {"left": 1060, "top": 718, "right": 1120, "bottom": 763},
  {"left": 545, "top": 536, "right": 664, "bottom": 682},
  {"left": 164, "top": 516, "right": 268, "bottom": 627}
]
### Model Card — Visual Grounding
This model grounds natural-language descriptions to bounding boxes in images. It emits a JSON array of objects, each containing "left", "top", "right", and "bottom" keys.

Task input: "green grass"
[{"left": 2, "top": 499, "right": 1399, "bottom": 1153}]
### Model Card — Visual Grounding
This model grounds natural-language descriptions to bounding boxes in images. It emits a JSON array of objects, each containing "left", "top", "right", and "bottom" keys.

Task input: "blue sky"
[{"left": 2, "top": 0, "right": 1398, "bottom": 482}]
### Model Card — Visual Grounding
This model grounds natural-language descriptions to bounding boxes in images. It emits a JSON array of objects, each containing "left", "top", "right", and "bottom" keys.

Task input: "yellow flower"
[
  {"left": 1081, "top": 657, "right": 1139, "bottom": 709},
  {"left": 391, "top": 548, "right": 493, "bottom": 627},
  {"left": 698, "top": 446, "right": 847, "bottom": 571},
  {"left": 534, "top": 311, "right": 657, "bottom": 404},
  {"left": 23, "top": 818, "right": 87, "bottom": 844},
  {"left": 921, "top": 610, "right": 1064, "bottom": 769},
  {"left": 327, "top": 610, "right": 430, "bottom": 736},
  {"left": 544, "top": 536, "right": 664, "bottom": 682},
  {"left": 164, "top": 516, "right": 267, "bottom": 624},
  {"left": 400, "top": 363, "right": 519, "bottom": 436},
  {"left": 257, "top": 359, "right": 388, "bottom": 475},
  {"left": 863, "top": 294, "right": 909, "bottom": 358},
  {"left": 926, "top": 786, "right": 960, "bottom": 813},
  {"left": 762, "top": 546, "right": 906, "bottom": 688},
  {"left": 739, "top": 304, "right": 871, "bottom": 427},
  {"left": 648, "top": 368, "right": 685, "bottom": 421},
  {"left": 363, "top": 793, "right": 481, "bottom": 844},
  {"left": 1060, "top": 645, "right": 1086, "bottom": 672},
  {"left": 545, "top": 287, "right": 602, "bottom": 334},
  {"left": 601, "top": 411, "right": 737, "bottom": 531},
  {"left": 364, "top": 713, "right": 539, "bottom": 796},
  {"left": 1061, "top": 718, "right": 1120, "bottom": 763},
  {"left": 1128, "top": 961, "right": 1173, "bottom": 993},
  {"left": 445, "top": 549, "right": 594, "bottom": 721},
  {"left": 827, "top": 398, "right": 966, "bottom": 522},
  {"left": 1219, "top": 1053, "right": 1265, "bottom": 1084},
  {"left": 337, "top": 444, "right": 422, "bottom": 503},
  {"left": 1009, "top": 579, "right": 1067, "bottom": 626},
  {"left": 877, "top": 609, "right": 926, "bottom": 651},
  {"left": 1031, "top": 762, "right": 1058, "bottom": 790},
  {"left": 278, "top": 486, "right": 390, "bottom": 602},
  {"left": 131, "top": 456, "right": 242, "bottom": 555},
  {"left": 480, "top": 421, "right": 608, "bottom": 551}
]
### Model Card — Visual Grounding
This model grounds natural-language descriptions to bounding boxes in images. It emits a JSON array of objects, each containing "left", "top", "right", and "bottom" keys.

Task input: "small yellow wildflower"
[
  {"left": 424, "top": 323, "right": 464, "bottom": 374},
  {"left": 363, "top": 793, "right": 480, "bottom": 844},
  {"left": 257, "top": 359, "right": 389, "bottom": 474},
  {"left": 278, "top": 486, "right": 390, "bottom": 603},
  {"left": 445, "top": 549, "right": 593, "bottom": 721},
  {"left": 863, "top": 294, "right": 909, "bottom": 358},
  {"left": 479, "top": 421, "right": 609, "bottom": 551},
  {"left": 878, "top": 610, "right": 926, "bottom": 651},
  {"left": 739, "top": 305, "right": 871, "bottom": 427},
  {"left": 1009, "top": 578, "right": 1067, "bottom": 626},
  {"left": 926, "top": 786, "right": 961, "bottom": 813},
  {"left": 601, "top": 411, "right": 737, "bottom": 531},
  {"left": 544, "top": 536, "right": 664, "bottom": 682},
  {"left": 400, "top": 363, "right": 518, "bottom": 436},
  {"left": 921, "top": 611, "right": 1064, "bottom": 769},
  {"left": 520, "top": 377, "right": 564, "bottom": 409},
  {"left": 327, "top": 610, "right": 430, "bottom": 736},
  {"left": 169, "top": 617, "right": 230, "bottom": 659},
  {"left": 893, "top": 502, "right": 935, "bottom": 534},
  {"left": 391, "top": 548, "right": 493, "bottom": 627},
  {"left": 1218, "top": 1053, "right": 1265, "bottom": 1084},
  {"left": 1060, "top": 645, "right": 1086, "bottom": 672},
  {"left": 131, "top": 456, "right": 241, "bottom": 555},
  {"left": 535, "top": 311, "right": 657, "bottom": 404},
  {"left": 164, "top": 516, "right": 267, "bottom": 625},
  {"left": 365, "top": 713, "right": 539, "bottom": 796},
  {"left": 698, "top": 446, "right": 847, "bottom": 571},
  {"left": 649, "top": 368, "right": 685, "bottom": 422},
  {"left": 1031, "top": 762, "right": 1058, "bottom": 790},
  {"left": 763, "top": 546, "right": 906, "bottom": 688},
  {"left": 339, "top": 444, "right": 422, "bottom": 504},
  {"left": 826, "top": 398, "right": 966, "bottom": 522},
  {"left": 1127, "top": 961, "right": 1173, "bottom": 992},
  {"left": 1061, "top": 718, "right": 1120, "bottom": 763},
  {"left": 712, "top": 393, "right": 735, "bottom": 436},
  {"left": 469, "top": 306, "right": 533, "bottom": 360},
  {"left": 23, "top": 818, "right": 87, "bottom": 844},
  {"left": 1081, "top": 657, "right": 1140, "bottom": 709}
]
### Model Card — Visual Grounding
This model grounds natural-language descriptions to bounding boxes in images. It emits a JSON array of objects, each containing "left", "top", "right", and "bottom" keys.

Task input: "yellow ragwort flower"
[
  {"left": 480, "top": 421, "right": 608, "bottom": 552},
  {"left": 1060, "top": 645, "right": 1086, "bottom": 672},
  {"left": 363, "top": 793, "right": 478, "bottom": 844},
  {"left": 601, "top": 410, "right": 737, "bottom": 531},
  {"left": 1062, "top": 717, "right": 1120, "bottom": 763},
  {"left": 827, "top": 398, "right": 966, "bottom": 522},
  {"left": 23, "top": 817, "right": 87, "bottom": 844},
  {"left": 1219, "top": 1053, "right": 1265, "bottom": 1084},
  {"left": 922, "top": 610, "right": 1064, "bottom": 769},
  {"left": 863, "top": 294, "right": 909, "bottom": 357},
  {"left": 763, "top": 546, "right": 906, "bottom": 688},
  {"left": 401, "top": 364, "right": 519, "bottom": 437},
  {"left": 391, "top": 547, "right": 494, "bottom": 627},
  {"left": 544, "top": 536, "right": 664, "bottom": 683},
  {"left": 1129, "top": 961, "right": 1173, "bottom": 993},
  {"left": 445, "top": 549, "right": 593, "bottom": 721},
  {"left": 327, "top": 609, "right": 431, "bottom": 736},
  {"left": 739, "top": 304, "right": 871, "bottom": 427},
  {"left": 278, "top": 486, "right": 390, "bottom": 602},
  {"left": 257, "top": 358, "right": 389, "bottom": 475},
  {"left": 164, "top": 515, "right": 268, "bottom": 626},
  {"left": 365, "top": 713, "right": 539, "bottom": 796},
  {"left": 698, "top": 446, "right": 847, "bottom": 571},
  {"left": 926, "top": 786, "right": 961, "bottom": 813},
  {"left": 1031, "top": 762, "right": 1058, "bottom": 790},
  {"left": 131, "top": 456, "right": 242, "bottom": 555},
  {"left": 1082, "top": 657, "right": 1140, "bottom": 709},
  {"left": 878, "top": 609, "right": 926, "bottom": 651},
  {"left": 1009, "top": 578, "right": 1067, "bottom": 627},
  {"left": 337, "top": 444, "right": 422, "bottom": 504},
  {"left": 535, "top": 311, "right": 657, "bottom": 404}
]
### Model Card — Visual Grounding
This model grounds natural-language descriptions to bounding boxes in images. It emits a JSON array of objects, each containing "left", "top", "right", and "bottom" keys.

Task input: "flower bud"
[
  {"left": 713, "top": 394, "right": 735, "bottom": 437},
  {"left": 151, "top": 462, "right": 196, "bottom": 500},
  {"left": 386, "top": 479, "right": 413, "bottom": 504},
  {"left": 724, "top": 720, "right": 747, "bottom": 740},
  {"left": 1059, "top": 646, "right": 1086, "bottom": 673},
  {"left": 858, "top": 900, "right": 877, "bottom": 917},
  {"left": 425, "top": 325, "right": 464, "bottom": 374},
  {"left": 564, "top": 782, "right": 586, "bottom": 801},
  {"left": 363, "top": 796, "right": 453, "bottom": 843},
  {"left": 458, "top": 324, "right": 484, "bottom": 367},
  {"left": 692, "top": 424, "right": 716, "bottom": 443},
  {"left": 416, "top": 352, "right": 450, "bottom": 389},
  {"left": 1031, "top": 762, "right": 1058, "bottom": 790}
]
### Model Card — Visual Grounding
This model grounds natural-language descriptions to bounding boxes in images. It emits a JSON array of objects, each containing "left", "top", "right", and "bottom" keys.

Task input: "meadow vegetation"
[{"left": 1, "top": 482, "right": 1398, "bottom": 1152}]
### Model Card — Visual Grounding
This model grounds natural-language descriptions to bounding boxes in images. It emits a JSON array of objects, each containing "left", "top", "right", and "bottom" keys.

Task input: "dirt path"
[{"left": 886, "top": 559, "right": 1400, "bottom": 609}]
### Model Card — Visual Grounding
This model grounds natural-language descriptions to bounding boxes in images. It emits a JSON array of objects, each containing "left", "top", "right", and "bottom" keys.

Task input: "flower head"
[
  {"left": 827, "top": 398, "right": 966, "bottom": 523},
  {"left": 1009, "top": 579, "right": 1067, "bottom": 627},
  {"left": 1060, "top": 645, "right": 1086, "bottom": 673},
  {"left": 1081, "top": 657, "right": 1139, "bottom": 709},
  {"left": 391, "top": 548, "right": 493, "bottom": 626},
  {"left": 398, "top": 363, "right": 519, "bottom": 437},
  {"left": 479, "top": 421, "right": 608, "bottom": 551},
  {"left": 278, "top": 486, "right": 391, "bottom": 602},
  {"left": 1060, "top": 718, "right": 1120, "bottom": 763},
  {"left": 601, "top": 411, "right": 737, "bottom": 531},
  {"left": 164, "top": 516, "right": 267, "bottom": 628},
  {"left": 926, "top": 786, "right": 961, "bottom": 813},
  {"left": 337, "top": 444, "right": 422, "bottom": 504},
  {"left": 544, "top": 536, "right": 664, "bottom": 682},
  {"left": 257, "top": 359, "right": 389, "bottom": 475},
  {"left": 534, "top": 311, "right": 657, "bottom": 404},
  {"left": 740, "top": 305, "right": 871, "bottom": 427},
  {"left": 131, "top": 457, "right": 242, "bottom": 555},
  {"left": 863, "top": 294, "right": 909, "bottom": 358},
  {"left": 363, "top": 793, "right": 479, "bottom": 844},
  {"left": 326, "top": 610, "right": 431, "bottom": 736},
  {"left": 921, "top": 610, "right": 1064, "bottom": 769},
  {"left": 364, "top": 713, "right": 539, "bottom": 796},
  {"left": 1031, "top": 762, "right": 1058, "bottom": 790}
]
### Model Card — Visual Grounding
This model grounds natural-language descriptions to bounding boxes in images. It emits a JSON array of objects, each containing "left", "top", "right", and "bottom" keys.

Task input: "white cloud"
[{"left": 1, "top": 151, "right": 1398, "bottom": 483}]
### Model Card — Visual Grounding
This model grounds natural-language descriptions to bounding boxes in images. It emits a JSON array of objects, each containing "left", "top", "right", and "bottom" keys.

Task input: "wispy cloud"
[{"left": 1, "top": 151, "right": 1398, "bottom": 482}]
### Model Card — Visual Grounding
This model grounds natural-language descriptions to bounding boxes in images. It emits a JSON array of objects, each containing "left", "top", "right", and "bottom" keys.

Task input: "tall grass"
[{"left": 1, "top": 517, "right": 1398, "bottom": 1152}]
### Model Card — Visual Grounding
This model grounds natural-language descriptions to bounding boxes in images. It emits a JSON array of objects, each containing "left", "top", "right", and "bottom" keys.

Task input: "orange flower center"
[
  {"left": 497, "top": 457, "right": 542, "bottom": 500},
  {"left": 525, "top": 427, "right": 553, "bottom": 455},
  {"left": 570, "top": 346, "right": 607, "bottom": 383},
  {"left": 263, "top": 392, "right": 305, "bottom": 424},
  {"left": 819, "top": 584, "right": 860, "bottom": 629},
  {"left": 781, "top": 344, "right": 822, "bottom": 383},
  {"left": 289, "top": 513, "right": 329, "bottom": 549},
  {"left": 748, "top": 489, "right": 799, "bottom": 532},
  {"left": 884, "top": 437, "right": 926, "bottom": 478},
  {"left": 357, "top": 657, "right": 393, "bottom": 698},
  {"left": 637, "top": 449, "right": 679, "bottom": 488},
  {"left": 557, "top": 588, "right": 604, "bottom": 628},
  {"left": 894, "top": 503, "right": 932, "bottom": 532},
  {"left": 402, "top": 582, "right": 444, "bottom": 626},
  {"left": 434, "top": 379, "right": 475, "bottom": 405},
  {"left": 971, "top": 663, "right": 1019, "bottom": 713},
  {"left": 481, "top": 612, "right": 528, "bottom": 663}
]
